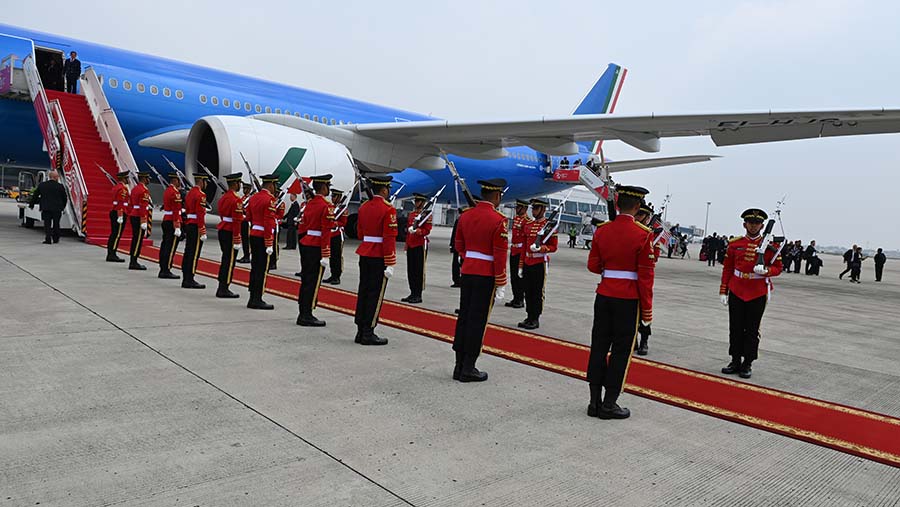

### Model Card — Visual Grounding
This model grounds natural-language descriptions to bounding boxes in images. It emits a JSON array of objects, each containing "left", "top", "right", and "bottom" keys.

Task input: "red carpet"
[{"left": 124, "top": 244, "right": 900, "bottom": 468}]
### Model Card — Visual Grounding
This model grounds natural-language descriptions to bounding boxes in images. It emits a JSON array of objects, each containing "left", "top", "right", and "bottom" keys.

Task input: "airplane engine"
[{"left": 184, "top": 115, "right": 356, "bottom": 203}]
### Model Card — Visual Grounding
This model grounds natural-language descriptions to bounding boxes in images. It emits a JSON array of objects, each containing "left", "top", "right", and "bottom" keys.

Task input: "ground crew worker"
[
  {"left": 504, "top": 199, "right": 530, "bottom": 308},
  {"left": 323, "top": 187, "right": 347, "bottom": 285},
  {"left": 452, "top": 178, "right": 508, "bottom": 382},
  {"left": 296, "top": 174, "right": 334, "bottom": 327},
  {"left": 719, "top": 208, "right": 783, "bottom": 379},
  {"left": 402, "top": 193, "right": 432, "bottom": 304},
  {"left": 106, "top": 170, "right": 131, "bottom": 263},
  {"left": 586, "top": 185, "right": 655, "bottom": 420},
  {"left": 216, "top": 173, "right": 244, "bottom": 298},
  {"left": 518, "top": 198, "right": 558, "bottom": 330},
  {"left": 353, "top": 175, "right": 398, "bottom": 346},
  {"left": 246, "top": 174, "right": 278, "bottom": 309},
  {"left": 158, "top": 172, "right": 182, "bottom": 280},
  {"left": 127, "top": 171, "right": 152, "bottom": 270},
  {"left": 633, "top": 201, "right": 657, "bottom": 356},
  {"left": 238, "top": 182, "right": 254, "bottom": 263},
  {"left": 181, "top": 173, "right": 208, "bottom": 289}
]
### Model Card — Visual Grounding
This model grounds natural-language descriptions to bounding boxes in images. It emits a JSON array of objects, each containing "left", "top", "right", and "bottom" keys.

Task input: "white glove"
[
  {"left": 384, "top": 266, "right": 394, "bottom": 279},
  {"left": 200, "top": 234, "right": 207, "bottom": 242},
  {"left": 720, "top": 294, "right": 729, "bottom": 307},
  {"left": 494, "top": 285, "right": 507, "bottom": 301},
  {"left": 407, "top": 226, "right": 416, "bottom": 234},
  {"left": 233, "top": 242, "right": 242, "bottom": 250},
  {"left": 641, "top": 320, "right": 651, "bottom": 327},
  {"left": 174, "top": 228, "right": 182, "bottom": 237},
  {"left": 517, "top": 268, "right": 523, "bottom": 278},
  {"left": 753, "top": 265, "right": 768, "bottom": 275},
  {"left": 140, "top": 222, "right": 147, "bottom": 231},
  {"left": 529, "top": 243, "right": 541, "bottom": 252},
  {"left": 266, "top": 246, "right": 274, "bottom": 255},
  {"left": 117, "top": 216, "right": 124, "bottom": 224},
  {"left": 320, "top": 257, "right": 330, "bottom": 269}
]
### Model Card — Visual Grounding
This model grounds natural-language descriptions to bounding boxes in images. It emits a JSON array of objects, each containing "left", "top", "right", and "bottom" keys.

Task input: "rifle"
[
  {"left": 161, "top": 155, "right": 193, "bottom": 189},
  {"left": 332, "top": 181, "right": 355, "bottom": 221},
  {"left": 95, "top": 163, "right": 118, "bottom": 186},
  {"left": 413, "top": 185, "right": 446, "bottom": 229},
  {"left": 533, "top": 188, "right": 573, "bottom": 249},
  {"left": 239, "top": 151, "right": 262, "bottom": 193},
  {"left": 347, "top": 154, "right": 374, "bottom": 200},
  {"left": 755, "top": 219, "right": 778, "bottom": 267},
  {"left": 388, "top": 182, "right": 405, "bottom": 204},
  {"left": 445, "top": 159, "right": 476, "bottom": 208},
  {"left": 196, "top": 161, "right": 228, "bottom": 194},
  {"left": 144, "top": 161, "right": 169, "bottom": 187}
]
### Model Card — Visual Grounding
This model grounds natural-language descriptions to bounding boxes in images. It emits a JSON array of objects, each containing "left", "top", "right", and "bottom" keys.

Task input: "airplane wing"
[
  {"left": 603, "top": 155, "right": 720, "bottom": 173},
  {"left": 341, "top": 109, "right": 900, "bottom": 153}
]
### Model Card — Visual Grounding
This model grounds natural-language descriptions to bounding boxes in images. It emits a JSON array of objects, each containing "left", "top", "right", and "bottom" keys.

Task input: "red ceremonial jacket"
[
  {"left": 111, "top": 182, "right": 130, "bottom": 216},
  {"left": 298, "top": 194, "right": 334, "bottom": 257},
  {"left": 455, "top": 201, "right": 508, "bottom": 286},
  {"left": 720, "top": 235, "right": 783, "bottom": 301},
  {"left": 405, "top": 209, "right": 432, "bottom": 250},
  {"left": 587, "top": 214, "right": 655, "bottom": 322},
  {"left": 246, "top": 189, "right": 276, "bottom": 247},
  {"left": 521, "top": 217, "right": 559, "bottom": 267},
  {"left": 216, "top": 190, "right": 244, "bottom": 237},
  {"left": 509, "top": 213, "right": 530, "bottom": 256},
  {"left": 355, "top": 195, "right": 398, "bottom": 266},
  {"left": 331, "top": 208, "right": 348, "bottom": 238},
  {"left": 128, "top": 183, "right": 151, "bottom": 223},
  {"left": 184, "top": 186, "right": 207, "bottom": 235},
  {"left": 162, "top": 184, "right": 182, "bottom": 226}
]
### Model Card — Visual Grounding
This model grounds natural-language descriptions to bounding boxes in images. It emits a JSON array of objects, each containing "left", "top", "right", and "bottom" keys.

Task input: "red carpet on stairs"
[{"left": 119, "top": 243, "right": 900, "bottom": 469}]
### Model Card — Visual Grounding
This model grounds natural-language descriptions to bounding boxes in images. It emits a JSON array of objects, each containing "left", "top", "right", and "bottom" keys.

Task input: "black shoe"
[
  {"left": 53, "top": 238, "right": 59, "bottom": 244},
  {"left": 128, "top": 263, "right": 147, "bottom": 271},
  {"left": 358, "top": 333, "right": 388, "bottom": 346},
  {"left": 107, "top": 256, "right": 125, "bottom": 263},
  {"left": 450, "top": 283, "right": 461, "bottom": 288},
  {"left": 458, "top": 367, "right": 488, "bottom": 382},
  {"left": 739, "top": 363, "right": 753, "bottom": 379},
  {"left": 587, "top": 385, "right": 601, "bottom": 417},
  {"left": 721, "top": 361, "right": 741, "bottom": 375},
  {"left": 294, "top": 271, "right": 303, "bottom": 277},
  {"left": 402, "top": 296, "right": 422, "bottom": 304},
  {"left": 237, "top": 257, "right": 251, "bottom": 264},
  {"left": 839, "top": 273, "right": 844, "bottom": 280},
  {"left": 216, "top": 288, "right": 240, "bottom": 299},
  {"left": 636, "top": 339, "right": 649, "bottom": 356},
  {"left": 453, "top": 364, "right": 461, "bottom": 381},
  {"left": 519, "top": 319, "right": 539, "bottom": 330},
  {"left": 327, "top": 278, "right": 341, "bottom": 285},
  {"left": 355, "top": 332, "right": 363, "bottom": 344},
  {"left": 43, "top": 239, "right": 52, "bottom": 244},
  {"left": 510, "top": 300, "right": 524, "bottom": 309},
  {"left": 322, "top": 276, "right": 335, "bottom": 284},
  {"left": 158, "top": 271, "right": 180, "bottom": 280},
  {"left": 597, "top": 403, "right": 630, "bottom": 419},
  {"left": 182, "top": 281, "right": 206, "bottom": 289},
  {"left": 296, "top": 314, "right": 326, "bottom": 327},
  {"left": 517, "top": 319, "right": 530, "bottom": 328},
  {"left": 247, "top": 300, "right": 274, "bottom": 310},
  {"left": 401, "top": 295, "right": 413, "bottom": 302},
  {"left": 454, "top": 308, "right": 460, "bottom": 315}
]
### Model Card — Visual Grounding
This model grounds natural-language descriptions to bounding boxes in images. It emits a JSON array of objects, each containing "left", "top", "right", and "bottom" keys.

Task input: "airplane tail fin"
[{"left": 573, "top": 63, "right": 627, "bottom": 154}]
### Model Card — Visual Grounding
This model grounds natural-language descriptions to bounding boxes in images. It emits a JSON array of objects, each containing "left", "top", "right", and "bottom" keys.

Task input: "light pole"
[{"left": 704, "top": 201, "right": 711, "bottom": 236}]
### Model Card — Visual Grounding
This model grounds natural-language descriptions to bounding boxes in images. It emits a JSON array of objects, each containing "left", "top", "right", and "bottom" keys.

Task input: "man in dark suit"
[
  {"left": 63, "top": 51, "right": 81, "bottom": 94},
  {"left": 874, "top": 248, "right": 887, "bottom": 282},
  {"left": 29, "top": 170, "right": 68, "bottom": 244},
  {"left": 282, "top": 193, "right": 300, "bottom": 249}
]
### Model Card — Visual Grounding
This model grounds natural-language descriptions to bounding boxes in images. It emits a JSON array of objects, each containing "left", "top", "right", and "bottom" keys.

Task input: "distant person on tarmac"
[
  {"left": 63, "top": 51, "right": 81, "bottom": 94},
  {"left": 29, "top": 170, "right": 67, "bottom": 244},
  {"left": 839, "top": 245, "right": 857, "bottom": 280},
  {"left": 874, "top": 248, "right": 886, "bottom": 282}
]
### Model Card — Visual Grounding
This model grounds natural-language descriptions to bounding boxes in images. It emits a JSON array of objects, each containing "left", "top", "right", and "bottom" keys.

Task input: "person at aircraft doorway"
[
  {"left": 157, "top": 172, "right": 183, "bottom": 280},
  {"left": 402, "top": 193, "right": 433, "bottom": 305},
  {"left": 323, "top": 187, "right": 348, "bottom": 285},
  {"left": 216, "top": 173, "right": 245, "bottom": 298},
  {"left": 237, "top": 182, "right": 254, "bottom": 263},
  {"left": 181, "top": 172, "right": 208, "bottom": 289},
  {"left": 127, "top": 171, "right": 152, "bottom": 270},
  {"left": 296, "top": 174, "right": 334, "bottom": 327},
  {"left": 504, "top": 199, "right": 530, "bottom": 309},
  {"left": 518, "top": 198, "right": 558, "bottom": 330},
  {"left": 719, "top": 208, "right": 783, "bottom": 379},
  {"left": 63, "top": 51, "right": 81, "bottom": 94}
]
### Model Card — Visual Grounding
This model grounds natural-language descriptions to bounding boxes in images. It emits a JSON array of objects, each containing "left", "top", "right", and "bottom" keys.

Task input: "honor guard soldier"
[
  {"left": 216, "top": 173, "right": 245, "bottom": 298},
  {"left": 158, "top": 172, "right": 183, "bottom": 279},
  {"left": 504, "top": 199, "right": 530, "bottom": 308},
  {"left": 586, "top": 185, "right": 655, "bottom": 420},
  {"left": 353, "top": 175, "right": 398, "bottom": 345},
  {"left": 181, "top": 173, "right": 208, "bottom": 289},
  {"left": 323, "top": 187, "right": 347, "bottom": 285},
  {"left": 452, "top": 179, "right": 509, "bottom": 382},
  {"left": 402, "top": 193, "right": 432, "bottom": 304},
  {"left": 633, "top": 201, "right": 657, "bottom": 356},
  {"left": 719, "top": 208, "right": 783, "bottom": 379},
  {"left": 518, "top": 198, "right": 558, "bottom": 330},
  {"left": 237, "top": 182, "right": 254, "bottom": 263},
  {"left": 127, "top": 171, "right": 152, "bottom": 270},
  {"left": 246, "top": 173, "right": 279, "bottom": 309},
  {"left": 106, "top": 170, "right": 131, "bottom": 262},
  {"left": 296, "top": 174, "right": 334, "bottom": 326}
]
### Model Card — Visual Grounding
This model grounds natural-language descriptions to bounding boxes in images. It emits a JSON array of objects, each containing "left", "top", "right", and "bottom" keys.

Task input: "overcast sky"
[{"left": 9, "top": 0, "right": 900, "bottom": 249}]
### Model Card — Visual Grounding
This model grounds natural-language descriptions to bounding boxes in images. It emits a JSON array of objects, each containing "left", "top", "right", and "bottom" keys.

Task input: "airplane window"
[
  {"left": 304, "top": 113, "right": 310, "bottom": 120},
  {"left": 234, "top": 100, "right": 241, "bottom": 110},
  {"left": 199, "top": 94, "right": 207, "bottom": 104},
  {"left": 136, "top": 83, "right": 145, "bottom": 93},
  {"left": 175, "top": 90, "right": 184, "bottom": 100},
  {"left": 294, "top": 112, "right": 300, "bottom": 117},
  {"left": 255, "top": 104, "right": 262, "bottom": 113},
  {"left": 313, "top": 115, "right": 318, "bottom": 122},
  {"left": 330, "top": 119, "right": 336, "bottom": 125},
  {"left": 265, "top": 106, "right": 272, "bottom": 113},
  {"left": 275, "top": 108, "right": 281, "bottom": 114},
  {"left": 150, "top": 85, "right": 158, "bottom": 95},
  {"left": 123, "top": 80, "right": 132, "bottom": 91},
  {"left": 244, "top": 102, "right": 251, "bottom": 112},
  {"left": 163, "top": 87, "right": 171, "bottom": 97},
  {"left": 338, "top": 120, "right": 344, "bottom": 125},
  {"left": 284, "top": 110, "right": 291, "bottom": 115},
  {"left": 109, "top": 78, "right": 118, "bottom": 88},
  {"left": 223, "top": 98, "right": 230, "bottom": 107},
  {"left": 211, "top": 96, "right": 219, "bottom": 106},
  {"left": 320, "top": 117, "right": 327, "bottom": 124}
]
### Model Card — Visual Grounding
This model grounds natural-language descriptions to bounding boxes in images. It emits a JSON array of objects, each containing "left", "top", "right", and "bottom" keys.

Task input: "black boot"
[
  {"left": 355, "top": 327, "right": 364, "bottom": 344},
  {"left": 458, "top": 356, "right": 488, "bottom": 382},
  {"left": 247, "top": 299, "right": 274, "bottom": 310},
  {"left": 721, "top": 357, "right": 742, "bottom": 375},
  {"left": 182, "top": 279, "right": 206, "bottom": 289},
  {"left": 739, "top": 361, "right": 753, "bottom": 379},
  {"left": 597, "top": 402, "right": 631, "bottom": 420},
  {"left": 216, "top": 285, "right": 240, "bottom": 298},
  {"left": 453, "top": 350, "right": 464, "bottom": 380},
  {"left": 107, "top": 255, "right": 125, "bottom": 263},
  {"left": 636, "top": 337, "right": 649, "bottom": 356},
  {"left": 158, "top": 271, "right": 180, "bottom": 280},
  {"left": 128, "top": 261, "right": 146, "bottom": 270},
  {"left": 327, "top": 277, "right": 341, "bottom": 285},
  {"left": 296, "top": 313, "right": 326, "bottom": 327},
  {"left": 587, "top": 384, "right": 602, "bottom": 417},
  {"left": 358, "top": 329, "right": 388, "bottom": 346}
]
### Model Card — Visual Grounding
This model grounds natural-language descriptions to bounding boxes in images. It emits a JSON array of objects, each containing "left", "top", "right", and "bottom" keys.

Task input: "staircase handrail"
[
  {"left": 81, "top": 67, "right": 139, "bottom": 177},
  {"left": 22, "top": 56, "right": 60, "bottom": 154}
]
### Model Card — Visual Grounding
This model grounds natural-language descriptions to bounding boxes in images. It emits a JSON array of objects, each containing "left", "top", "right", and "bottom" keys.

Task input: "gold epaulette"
[
  {"left": 595, "top": 221, "right": 612, "bottom": 229},
  {"left": 729, "top": 236, "right": 742, "bottom": 243},
  {"left": 634, "top": 221, "right": 651, "bottom": 232}
]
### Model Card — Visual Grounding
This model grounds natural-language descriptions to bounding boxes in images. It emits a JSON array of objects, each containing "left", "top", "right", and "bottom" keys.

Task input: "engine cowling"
[{"left": 184, "top": 115, "right": 356, "bottom": 203}]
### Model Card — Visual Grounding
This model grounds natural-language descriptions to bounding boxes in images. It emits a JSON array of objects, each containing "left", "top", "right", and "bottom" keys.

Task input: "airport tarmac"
[{"left": 1, "top": 200, "right": 899, "bottom": 506}]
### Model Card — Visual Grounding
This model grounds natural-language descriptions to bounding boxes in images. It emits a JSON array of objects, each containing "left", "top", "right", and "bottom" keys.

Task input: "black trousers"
[
  {"left": 159, "top": 221, "right": 179, "bottom": 274},
  {"left": 41, "top": 210, "right": 61, "bottom": 241},
  {"left": 65, "top": 77, "right": 77, "bottom": 94},
  {"left": 586, "top": 294, "right": 639, "bottom": 405},
  {"left": 240, "top": 221, "right": 251, "bottom": 259},
  {"left": 329, "top": 235, "right": 343, "bottom": 278},
  {"left": 248, "top": 236, "right": 270, "bottom": 302},
  {"left": 284, "top": 227, "right": 297, "bottom": 249},
  {"left": 850, "top": 264, "right": 861, "bottom": 282},
  {"left": 299, "top": 245, "right": 325, "bottom": 316},
  {"left": 839, "top": 264, "right": 851, "bottom": 278},
  {"left": 707, "top": 253, "right": 716, "bottom": 266},
  {"left": 451, "top": 251, "right": 461, "bottom": 285},
  {"left": 523, "top": 262, "right": 546, "bottom": 320},
  {"left": 728, "top": 293, "right": 767, "bottom": 362},
  {"left": 182, "top": 223, "right": 203, "bottom": 284},
  {"left": 107, "top": 211, "right": 125, "bottom": 258},
  {"left": 509, "top": 254, "right": 524, "bottom": 302},
  {"left": 453, "top": 274, "right": 495, "bottom": 362},
  {"left": 270, "top": 231, "right": 279, "bottom": 269},
  {"left": 876, "top": 263, "right": 884, "bottom": 281},
  {"left": 128, "top": 216, "right": 146, "bottom": 263},
  {"left": 355, "top": 256, "right": 388, "bottom": 333},
  {"left": 218, "top": 230, "right": 238, "bottom": 289},
  {"left": 406, "top": 245, "right": 426, "bottom": 297}
]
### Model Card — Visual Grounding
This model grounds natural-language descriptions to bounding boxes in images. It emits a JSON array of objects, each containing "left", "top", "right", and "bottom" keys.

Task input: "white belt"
[
  {"left": 307, "top": 230, "right": 322, "bottom": 236},
  {"left": 527, "top": 252, "right": 546, "bottom": 258},
  {"left": 734, "top": 269, "right": 764, "bottom": 280},
  {"left": 186, "top": 213, "right": 198, "bottom": 219},
  {"left": 331, "top": 227, "right": 341, "bottom": 232},
  {"left": 465, "top": 251, "right": 494, "bottom": 261},
  {"left": 112, "top": 201, "right": 118, "bottom": 205},
  {"left": 363, "top": 236, "right": 383, "bottom": 243},
  {"left": 222, "top": 217, "right": 234, "bottom": 222},
  {"left": 603, "top": 269, "right": 638, "bottom": 280},
  {"left": 252, "top": 225, "right": 265, "bottom": 231},
  {"left": 512, "top": 242, "right": 523, "bottom": 248},
  {"left": 133, "top": 205, "right": 141, "bottom": 209},
  {"left": 163, "top": 211, "right": 174, "bottom": 215}
]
